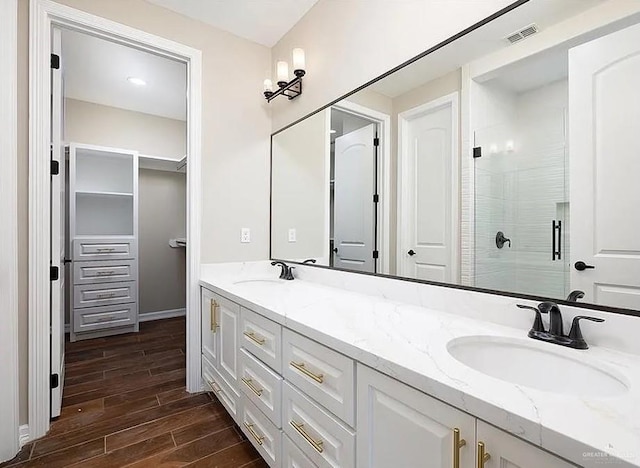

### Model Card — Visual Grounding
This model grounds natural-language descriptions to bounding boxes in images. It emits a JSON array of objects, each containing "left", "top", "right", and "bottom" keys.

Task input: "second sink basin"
[
  {"left": 447, "top": 336, "right": 629, "bottom": 398},
  {"left": 233, "top": 279, "right": 284, "bottom": 285}
]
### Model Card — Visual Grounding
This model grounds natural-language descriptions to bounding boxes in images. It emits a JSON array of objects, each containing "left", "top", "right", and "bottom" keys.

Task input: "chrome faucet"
[
  {"left": 271, "top": 261, "right": 295, "bottom": 280},
  {"left": 517, "top": 302, "right": 604, "bottom": 349}
]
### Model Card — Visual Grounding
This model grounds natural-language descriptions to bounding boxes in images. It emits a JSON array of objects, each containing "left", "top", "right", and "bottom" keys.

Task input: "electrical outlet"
[
  {"left": 241, "top": 228, "right": 251, "bottom": 243},
  {"left": 288, "top": 228, "right": 297, "bottom": 243}
]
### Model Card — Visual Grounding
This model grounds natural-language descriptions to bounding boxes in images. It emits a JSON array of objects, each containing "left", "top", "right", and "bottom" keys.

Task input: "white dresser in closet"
[{"left": 69, "top": 143, "right": 139, "bottom": 341}]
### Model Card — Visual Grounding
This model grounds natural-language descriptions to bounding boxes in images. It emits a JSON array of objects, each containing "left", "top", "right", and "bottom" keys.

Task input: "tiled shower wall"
[{"left": 474, "top": 79, "right": 569, "bottom": 300}]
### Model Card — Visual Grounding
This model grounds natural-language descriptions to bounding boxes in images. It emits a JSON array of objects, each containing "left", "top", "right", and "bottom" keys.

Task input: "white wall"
[
  {"left": 16, "top": 0, "right": 271, "bottom": 425},
  {"left": 65, "top": 99, "right": 186, "bottom": 159},
  {"left": 271, "top": 0, "right": 515, "bottom": 130}
]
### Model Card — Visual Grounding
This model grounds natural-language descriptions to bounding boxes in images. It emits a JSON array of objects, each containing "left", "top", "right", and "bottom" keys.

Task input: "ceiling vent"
[{"left": 505, "top": 23, "right": 539, "bottom": 44}]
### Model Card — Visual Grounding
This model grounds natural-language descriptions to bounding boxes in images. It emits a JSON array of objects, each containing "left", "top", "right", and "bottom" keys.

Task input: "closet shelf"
[
  {"left": 76, "top": 190, "right": 134, "bottom": 197},
  {"left": 169, "top": 238, "right": 186, "bottom": 248}
]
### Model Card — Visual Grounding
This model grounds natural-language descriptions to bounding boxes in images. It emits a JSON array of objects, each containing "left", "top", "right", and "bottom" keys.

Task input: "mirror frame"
[{"left": 269, "top": 0, "right": 640, "bottom": 318}]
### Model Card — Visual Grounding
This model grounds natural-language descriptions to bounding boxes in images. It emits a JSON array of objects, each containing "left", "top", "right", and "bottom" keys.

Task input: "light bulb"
[
  {"left": 277, "top": 61, "right": 289, "bottom": 86},
  {"left": 292, "top": 48, "right": 306, "bottom": 77},
  {"left": 263, "top": 79, "right": 273, "bottom": 93}
]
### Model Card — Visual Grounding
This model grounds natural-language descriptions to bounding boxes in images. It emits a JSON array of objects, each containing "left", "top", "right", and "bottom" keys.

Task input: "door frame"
[
  {"left": 0, "top": 0, "right": 20, "bottom": 459},
  {"left": 29, "top": 0, "right": 202, "bottom": 441},
  {"left": 397, "top": 92, "right": 460, "bottom": 281},
  {"left": 332, "top": 101, "right": 392, "bottom": 275}
]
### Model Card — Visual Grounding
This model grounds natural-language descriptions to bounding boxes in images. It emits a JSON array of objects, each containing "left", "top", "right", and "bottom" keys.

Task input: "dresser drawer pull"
[
  {"left": 96, "top": 247, "right": 116, "bottom": 252},
  {"left": 96, "top": 293, "right": 117, "bottom": 299},
  {"left": 243, "top": 422, "right": 264, "bottom": 445},
  {"left": 241, "top": 377, "right": 264, "bottom": 397},
  {"left": 243, "top": 331, "right": 265, "bottom": 345},
  {"left": 290, "top": 420, "right": 323, "bottom": 453},
  {"left": 210, "top": 300, "right": 219, "bottom": 332},
  {"left": 205, "top": 378, "right": 222, "bottom": 393},
  {"left": 95, "top": 271, "right": 116, "bottom": 276},
  {"left": 290, "top": 361, "right": 324, "bottom": 384}
]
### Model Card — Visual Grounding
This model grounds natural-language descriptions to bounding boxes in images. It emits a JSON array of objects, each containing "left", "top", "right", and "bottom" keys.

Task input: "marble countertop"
[{"left": 201, "top": 262, "right": 640, "bottom": 468}]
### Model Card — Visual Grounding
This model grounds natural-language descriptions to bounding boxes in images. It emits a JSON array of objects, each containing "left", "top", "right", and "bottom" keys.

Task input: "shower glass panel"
[{"left": 473, "top": 79, "right": 569, "bottom": 300}]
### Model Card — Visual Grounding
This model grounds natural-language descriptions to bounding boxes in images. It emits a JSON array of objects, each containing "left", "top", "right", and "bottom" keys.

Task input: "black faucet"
[
  {"left": 302, "top": 259, "right": 317, "bottom": 264},
  {"left": 517, "top": 302, "right": 604, "bottom": 349},
  {"left": 566, "top": 290, "right": 585, "bottom": 302},
  {"left": 271, "top": 261, "right": 295, "bottom": 280}
]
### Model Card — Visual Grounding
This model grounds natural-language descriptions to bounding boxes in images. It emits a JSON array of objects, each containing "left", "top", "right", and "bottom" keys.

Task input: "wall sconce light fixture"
[{"left": 263, "top": 48, "right": 306, "bottom": 102}]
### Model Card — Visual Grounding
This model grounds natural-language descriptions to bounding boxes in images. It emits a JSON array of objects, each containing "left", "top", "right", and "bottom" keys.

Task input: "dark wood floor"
[{"left": 2, "top": 317, "right": 266, "bottom": 468}]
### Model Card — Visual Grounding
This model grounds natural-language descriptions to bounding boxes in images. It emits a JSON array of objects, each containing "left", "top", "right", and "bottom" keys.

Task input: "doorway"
[{"left": 29, "top": 0, "right": 202, "bottom": 440}]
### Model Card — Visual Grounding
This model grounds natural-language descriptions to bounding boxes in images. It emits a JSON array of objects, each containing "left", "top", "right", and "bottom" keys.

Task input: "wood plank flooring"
[{"left": 1, "top": 317, "right": 266, "bottom": 468}]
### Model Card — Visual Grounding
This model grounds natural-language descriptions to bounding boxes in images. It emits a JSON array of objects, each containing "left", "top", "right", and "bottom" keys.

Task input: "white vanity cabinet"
[{"left": 357, "top": 364, "right": 579, "bottom": 468}]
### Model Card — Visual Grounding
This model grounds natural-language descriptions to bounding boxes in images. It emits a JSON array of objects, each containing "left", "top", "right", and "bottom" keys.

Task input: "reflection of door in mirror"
[
  {"left": 569, "top": 22, "right": 640, "bottom": 310},
  {"left": 331, "top": 108, "right": 378, "bottom": 273}
]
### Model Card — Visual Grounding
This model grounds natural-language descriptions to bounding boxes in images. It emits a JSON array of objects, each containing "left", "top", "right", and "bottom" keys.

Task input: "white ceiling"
[
  {"left": 145, "top": 0, "right": 320, "bottom": 47},
  {"left": 367, "top": 0, "right": 604, "bottom": 98},
  {"left": 62, "top": 29, "right": 187, "bottom": 121}
]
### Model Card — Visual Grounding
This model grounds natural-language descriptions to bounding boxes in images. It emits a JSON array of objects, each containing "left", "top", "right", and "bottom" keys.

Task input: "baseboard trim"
[
  {"left": 18, "top": 425, "right": 29, "bottom": 447},
  {"left": 138, "top": 308, "right": 186, "bottom": 322}
]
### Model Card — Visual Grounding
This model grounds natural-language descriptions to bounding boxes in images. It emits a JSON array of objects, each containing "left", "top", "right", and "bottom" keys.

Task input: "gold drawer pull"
[
  {"left": 453, "top": 428, "right": 466, "bottom": 468},
  {"left": 243, "top": 331, "right": 265, "bottom": 345},
  {"left": 95, "top": 316, "right": 115, "bottom": 322},
  {"left": 210, "top": 299, "right": 219, "bottom": 333},
  {"left": 96, "top": 271, "right": 115, "bottom": 276},
  {"left": 96, "top": 293, "right": 116, "bottom": 299},
  {"left": 244, "top": 422, "right": 264, "bottom": 445},
  {"left": 477, "top": 442, "right": 490, "bottom": 468},
  {"left": 242, "top": 377, "right": 263, "bottom": 397},
  {"left": 290, "top": 361, "right": 324, "bottom": 384},
  {"left": 96, "top": 248, "right": 116, "bottom": 252},
  {"left": 206, "top": 378, "right": 222, "bottom": 393},
  {"left": 290, "top": 420, "right": 323, "bottom": 453}
]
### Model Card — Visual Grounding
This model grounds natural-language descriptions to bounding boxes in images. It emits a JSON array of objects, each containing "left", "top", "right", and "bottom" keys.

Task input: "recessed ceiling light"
[
  {"left": 127, "top": 77, "right": 147, "bottom": 86},
  {"left": 330, "top": 130, "right": 337, "bottom": 134}
]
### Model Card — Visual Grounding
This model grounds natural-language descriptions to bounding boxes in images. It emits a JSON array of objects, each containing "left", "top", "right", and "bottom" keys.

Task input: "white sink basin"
[
  {"left": 233, "top": 279, "right": 284, "bottom": 285},
  {"left": 447, "top": 336, "right": 629, "bottom": 397}
]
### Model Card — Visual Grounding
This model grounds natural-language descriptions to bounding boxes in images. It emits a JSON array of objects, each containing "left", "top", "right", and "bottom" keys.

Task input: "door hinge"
[
  {"left": 51, "top": 54, "right": 60, "bottom": 70},
  {"left": 50, "top": 266, "right": 59, "bottom": 281},
  {"left": 473, "top": 146, "right": 482, "bottom": 158},
  {"left": 373, "top": 194, "right": 379, "bottom": 203},
  {"left": 373, "top": 137, "right": 380, "bottom": 147},
  {"left": 50, "top": 374, "right": 59, "bottom": 389},
  {"left": 51, "top": 160, "right": 60, "bottom": 175},
  {"left": 373, "top": 250, "right": 379, "bottom": 259}
]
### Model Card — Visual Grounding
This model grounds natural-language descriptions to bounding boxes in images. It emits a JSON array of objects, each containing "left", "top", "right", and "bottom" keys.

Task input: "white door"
[
  {"left": 50, "top": 28, "right": 65, "bottom": 418},
  {"left": 357, "top": 365, "right": 475, "bottom": 468},
  {"left": 569, "top": 23, "right": 640, "bottom": 309},
  {"left": 399, "top": 95, "right": 458, "bottom": 282},
  {"left": 333, "top": 124, "right": 376, "bottom": 272},
  {"left": 476, "top": 421, "right": 576, "bottom": 468}
]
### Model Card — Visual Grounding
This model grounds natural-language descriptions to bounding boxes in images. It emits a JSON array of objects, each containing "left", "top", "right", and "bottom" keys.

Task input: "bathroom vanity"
[{"left": 200, "top": 262, "right": 640, "bottom": 468}]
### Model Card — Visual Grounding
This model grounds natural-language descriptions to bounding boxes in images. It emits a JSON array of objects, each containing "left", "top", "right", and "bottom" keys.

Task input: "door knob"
[
  {"left": 332, "top": 247, "right": 338, "bottom": 253},
  {"left": 574, "top": 261, "right": 595, "bottom": 271},
  {"left": 408, "top": 249, "right": 416, "bottom": 256}
]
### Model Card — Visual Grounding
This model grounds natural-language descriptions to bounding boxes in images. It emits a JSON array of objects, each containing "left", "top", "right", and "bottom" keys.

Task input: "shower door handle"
[{"left": 552, "top": 220, "right": 562, "bottom": 260}]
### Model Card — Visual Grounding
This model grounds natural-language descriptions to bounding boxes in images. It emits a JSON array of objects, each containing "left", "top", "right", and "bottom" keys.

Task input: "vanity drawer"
[
  {"left": 240, "top": 399, "right": 282, "bottom": 468},
  {"left": 283, "top": 434, "right": 318, "bottom": 468},
  {"left": 73, "top": 238, "right": 135, "bottom": 261},
  {"left": 240, "top": 306, "right": 282, "bottom": 373},
  {"left": 283, "top": 329, "right": 355, "bottom": 426},
  {"left": 73, "top": 259, "right": 137, "bottom": 284},
  {"left": 73, "top": 281, "right": 137, "bottom": 308},
  {"left": 283, "top": 382, "right": 355, "bottom": 468},
  {"left": 240, "top": 348, "right": 283, "bottom": 428},
  {"left": 202, "top": 354, "right": 240, "bottom": 422},
  {"left": 73, "top": 303, "right": 135, "bottom": 333}
]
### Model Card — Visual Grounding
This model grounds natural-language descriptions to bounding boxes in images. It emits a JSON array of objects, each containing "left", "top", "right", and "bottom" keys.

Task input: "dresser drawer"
[
  {"left": 240, "top": 348, "right": 282, "bottom": 428},
  {"left": 240, "top": 399, "right": 282, "bottom": 468},
  {"left": 73, "top": 281, "right": 137, "bottom": 308},
  {"left": 283, "top": 382, "right": 355, "bottom": 468},
  {"left": 73, "top": 303, "right": 135, "bottom": 333},
  {"left": 73, "top": 238, "right": 135, "bottom": 261},
  {"left": 240, "top": 306, "right": 282, "bottom": 373},
  {"left": 283, "top": 329, "right": 355, "bottom": 426},
  {"left": 202, "top": 354, "right": 240, "bottom": 422},
  {"left": 73, "top": 259, "right": 137, "bottom": 284},
  {"left": 283, "top": 434, "right": 318, "bottom": 468}
]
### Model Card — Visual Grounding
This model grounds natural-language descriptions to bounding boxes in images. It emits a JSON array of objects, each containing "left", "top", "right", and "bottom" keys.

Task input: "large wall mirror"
[{"left": 271, "top": 0, "right": 640, "bottom": 314}]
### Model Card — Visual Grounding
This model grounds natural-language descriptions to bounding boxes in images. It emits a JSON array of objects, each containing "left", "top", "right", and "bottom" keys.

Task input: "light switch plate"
[
  {"left": 288, "top": 228, "right": 297, "bottom": 243},
  {"left": 241, "top": 228, "right": 251, "bottom": 243}
]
